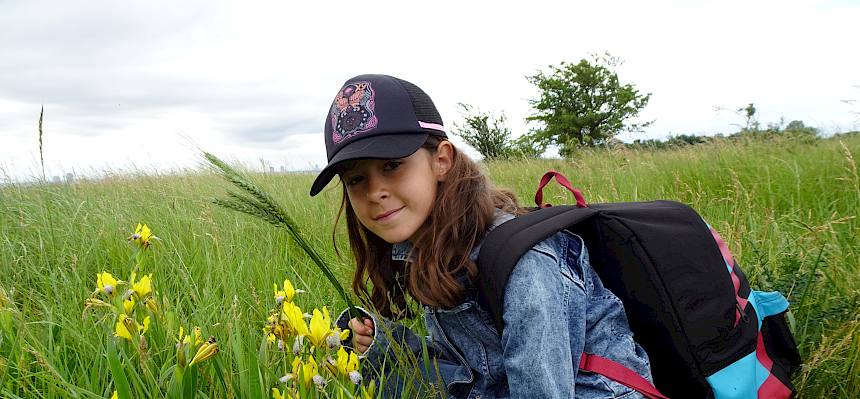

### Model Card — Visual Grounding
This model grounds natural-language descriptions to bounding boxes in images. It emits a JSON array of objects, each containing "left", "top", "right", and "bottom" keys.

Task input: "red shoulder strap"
[
  {"left": 535, "top": 170, "right": 588, "bottom": 208},
  {"left": 579, "top": 353, "right": 670, "bottom": 399}
]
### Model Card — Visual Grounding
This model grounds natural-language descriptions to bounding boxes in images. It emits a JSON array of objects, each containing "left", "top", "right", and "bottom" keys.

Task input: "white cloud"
[{"left": 1, "top": 0, "right": 858, "bottom": 182}]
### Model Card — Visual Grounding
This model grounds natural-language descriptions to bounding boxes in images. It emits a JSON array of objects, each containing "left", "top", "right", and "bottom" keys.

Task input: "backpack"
[{"left": 476, "top": 171, "right": 801, "bottom": 399}]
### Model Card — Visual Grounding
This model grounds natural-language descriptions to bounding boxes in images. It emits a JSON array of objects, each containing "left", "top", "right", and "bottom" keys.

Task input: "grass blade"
[{"left": 106, "top": 340, "right": 131, "bottom": 399}]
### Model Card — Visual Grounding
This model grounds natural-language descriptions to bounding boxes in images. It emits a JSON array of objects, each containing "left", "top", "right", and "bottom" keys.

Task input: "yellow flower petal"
[
  {"left": 132, "top": 274, "right": 153, "bottom": 298},
  {"left": 193, "top": 326, "right": 203, "bottom": 345},
  {"left": 348, "top": 351, "right": 359, "bottom": 373},
  {"left": 123, "top": 297, "right": 135, "bottom": 315},
  {"left": 300, "top": 356, "right": 317, "bottom": 387},
  {"left": 141, "top": 316, "right": 151, "bottom": 335},
  {"left": 115, "top": 315, "right": 134, "bottom": 341},
  {"left": 97, "top": 272, "right": 118, "bottom": 296},
  {"left": 188, "top": 337, "right": 219, "bottom": 366},
  {"left": 291, "top": 357, "right": 301, "bottom": 375},
  {"left": 360, "top": 381, "right": 376, "bottom": 399},
  {"left": 336, "top": 347, "right": 349, "bottom": 375},
  {"left": 128, "top": 223, "right": 158, "bottom": 249},
  {"left": 282, "top": 279, "right": 296, "bottom": 303},
  {"left": 282, "top": 302, "right": 308, "bottom": 336},
  {"left": 308, "top": 307, "right": 331, "bottom": 348}
]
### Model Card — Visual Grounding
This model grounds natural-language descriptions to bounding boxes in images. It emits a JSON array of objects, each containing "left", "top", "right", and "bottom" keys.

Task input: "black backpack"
[{"left": 476, "top": 171, "right": 801, "bottom": 399}]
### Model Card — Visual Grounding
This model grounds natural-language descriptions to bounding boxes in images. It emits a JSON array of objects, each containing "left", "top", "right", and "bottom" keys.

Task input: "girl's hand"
[{"left": 348, "top": 317, "right": 375, "bottom": 354}]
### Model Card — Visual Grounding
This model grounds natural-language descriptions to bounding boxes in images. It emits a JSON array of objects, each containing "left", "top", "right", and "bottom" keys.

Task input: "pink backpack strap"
[
  {"left": 535, "top": 170, "right": 588, "bottom": 208},
  {"left": 579, "top": 353, "right": 670, "bottom": 399}
]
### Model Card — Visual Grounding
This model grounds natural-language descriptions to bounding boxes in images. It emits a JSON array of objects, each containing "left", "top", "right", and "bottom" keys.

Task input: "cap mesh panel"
[{"left": 394, "top": 77, "right": 443, "bottom": 126}]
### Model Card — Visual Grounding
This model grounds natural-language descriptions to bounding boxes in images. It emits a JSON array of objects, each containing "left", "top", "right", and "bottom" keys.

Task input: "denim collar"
[
  {"left": 390, "top": 209, "right": 516, "bottom": 263},
  {"left": 391, "top": 240, "right": 414, "bottom": 262}
]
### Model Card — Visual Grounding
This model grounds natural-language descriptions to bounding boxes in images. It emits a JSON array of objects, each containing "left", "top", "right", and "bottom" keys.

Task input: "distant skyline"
[{"left": 2, "top": 0, "right": 858, "bottom": 182}]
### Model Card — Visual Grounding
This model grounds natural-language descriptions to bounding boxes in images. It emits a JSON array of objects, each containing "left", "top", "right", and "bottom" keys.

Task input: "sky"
[{"left": 1, "top": 0, "right": 858, "bottom": 182}]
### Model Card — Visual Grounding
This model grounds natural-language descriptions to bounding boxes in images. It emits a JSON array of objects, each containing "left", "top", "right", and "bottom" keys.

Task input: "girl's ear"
[{"left": 434, "top": 140, "right": 454, "bottom": 182}]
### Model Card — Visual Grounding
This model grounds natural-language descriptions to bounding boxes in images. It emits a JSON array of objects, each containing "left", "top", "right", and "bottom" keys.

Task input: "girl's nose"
[{"left": 366, "top": 175, "right": 388, "bottom": 202}]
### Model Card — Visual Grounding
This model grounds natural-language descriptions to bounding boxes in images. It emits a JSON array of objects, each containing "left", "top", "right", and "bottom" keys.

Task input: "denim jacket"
[{"left": 336, "top": 211, "right": 653, "bottom": 398}]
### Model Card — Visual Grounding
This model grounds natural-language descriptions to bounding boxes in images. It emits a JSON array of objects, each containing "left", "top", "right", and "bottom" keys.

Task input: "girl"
[{"left": 309, "top": 74, "right": 653, "bottom": 398}]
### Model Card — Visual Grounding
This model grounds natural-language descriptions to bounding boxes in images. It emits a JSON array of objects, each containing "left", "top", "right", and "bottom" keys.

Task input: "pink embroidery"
[{"left": 331, "top": 81, "right": 377, "bottom": 143}]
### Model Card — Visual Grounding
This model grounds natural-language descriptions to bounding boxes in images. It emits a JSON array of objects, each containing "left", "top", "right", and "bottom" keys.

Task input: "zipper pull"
[{"left": 737, "top": 303, "right": 750, "bottom": 324}]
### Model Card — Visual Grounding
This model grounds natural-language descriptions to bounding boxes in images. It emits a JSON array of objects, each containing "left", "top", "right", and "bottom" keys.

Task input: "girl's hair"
[{"left": 333, "top": 136, "right": 523, "bottom": 319}]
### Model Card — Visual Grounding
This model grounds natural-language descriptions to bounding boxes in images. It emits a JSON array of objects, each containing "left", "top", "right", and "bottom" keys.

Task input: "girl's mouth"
[{"left": 373, "top": 206, "right": 404, "bottom": 221}]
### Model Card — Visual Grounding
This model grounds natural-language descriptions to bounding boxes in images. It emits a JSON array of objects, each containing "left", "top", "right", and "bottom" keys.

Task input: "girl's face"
[{"left": 341, "top": 142, "right": 452, "bottom": 245}]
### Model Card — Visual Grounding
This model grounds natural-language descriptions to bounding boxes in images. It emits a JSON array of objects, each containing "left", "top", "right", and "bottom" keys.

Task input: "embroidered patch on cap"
[{"left": 330, "top": 81, "right": 378, "bottom": 144}]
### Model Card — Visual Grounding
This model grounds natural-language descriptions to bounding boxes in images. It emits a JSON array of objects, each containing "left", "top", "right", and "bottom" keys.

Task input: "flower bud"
[
  {"left": 140, "top": 335, "right": 148, "bottom": 348},
  {"left": 188, "top": 337, "right": 219, "bottom": 366},
  {"left": 145, "top": 297, "right": 158, "bottom": 313},
  {"left": 326, "top": 334, "right": 341, "bottom": 350},
  {"left": 177, "top": 344, "right": 187, "bottom": 368},
  {"left": 349, "top": 370, "right": 362, "bottom": 385},
  {"left": 292, "top": 337, "right": 303, "bottom": 355}
]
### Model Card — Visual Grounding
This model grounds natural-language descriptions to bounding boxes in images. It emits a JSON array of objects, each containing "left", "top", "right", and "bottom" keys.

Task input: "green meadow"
[{"left": 1, "top": 133, "right": 859, "bottom": 398}]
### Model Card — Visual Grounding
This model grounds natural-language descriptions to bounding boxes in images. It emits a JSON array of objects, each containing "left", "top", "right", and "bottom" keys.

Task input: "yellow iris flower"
[
  {"left": 335, "top": 346, "right": 359, "bottom": 376},
  {"left": 308, "top": 307, "right": 333, "bottom": 349},
  {"left": 115, "top": 315, "right": 150, "bottom": 340},
  {"left": 129, "top": 272, "right": 153, "bottom": 298},
  {"left": 282, "top": 302, "right": 309, "bottom": 336},
  {"left": 97, "top": 272, "right": 118, "bottom": 297},
  {"left": 273, "top": 278, "right": 302, "bottom": 305},
  {"left": 292, "top": 356, "right": 317, "bottom": 388},
  {"left": 123, "top": 297, "right": 135, "bottom": 315},
  {"left": 177, "top": 326, "right": 192, "bottom": 345},
  {"left": 115, "top": 315, "right": 135, "bottom": 340},
  {"left": 273, "top": 284, "right": 285, "bottom": 305},
  {"left": 128, "top": 223, "right": 158, "bottom": 249}
]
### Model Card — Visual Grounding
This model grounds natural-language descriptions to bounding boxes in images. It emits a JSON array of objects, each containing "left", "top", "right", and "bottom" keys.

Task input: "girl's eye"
[
  {"left": 345, "top": 175, "right": 364, "bottom": 187},
  {"left": 383, "top": 161, "right": 402, "bottom": 171}
]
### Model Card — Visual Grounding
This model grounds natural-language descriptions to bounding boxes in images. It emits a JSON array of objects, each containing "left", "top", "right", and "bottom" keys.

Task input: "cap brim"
[{"left": 309, "top": 132, "right": 429, "bottom": 196}]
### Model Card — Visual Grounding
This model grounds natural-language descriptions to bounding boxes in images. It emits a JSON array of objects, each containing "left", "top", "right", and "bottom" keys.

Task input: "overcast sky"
[{"left": 1, "top": 0, "right": 858, "bottom": 182}]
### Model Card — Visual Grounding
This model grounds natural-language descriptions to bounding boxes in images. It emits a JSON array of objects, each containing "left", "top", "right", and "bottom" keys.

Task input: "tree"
[
  {"left": 784, "top": 120, "right": 818, "bottom": 137},
  {"left": 737, "top": 103, "right": 759, "bottom": 132},
  {"left": 452, "top": 103, "right": 515, "bottom": 160},
  {"left": 526, "top": 53, "right": 651, "bottom": 156}
]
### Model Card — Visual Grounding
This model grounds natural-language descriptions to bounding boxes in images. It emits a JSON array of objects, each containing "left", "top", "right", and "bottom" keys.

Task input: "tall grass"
[{"left": 1, "top": 134, "right": 858, "bottom": 398}]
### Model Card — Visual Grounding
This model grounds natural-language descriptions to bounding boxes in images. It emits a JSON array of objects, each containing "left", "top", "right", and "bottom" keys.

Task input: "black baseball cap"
[{"left": 309, "top": 74, "right": 447, "bottom": 196}]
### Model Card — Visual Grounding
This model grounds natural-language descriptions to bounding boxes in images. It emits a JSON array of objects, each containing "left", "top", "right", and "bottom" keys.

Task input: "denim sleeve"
[
  {"left": 335, "top": 306, "right": 425, "bottom": 371},
  {"left": 334, "top": 307, "right": 447, "bottom": 397},
  {"left": 501, "top": 247, "right": 586, "bottom": 398}
]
